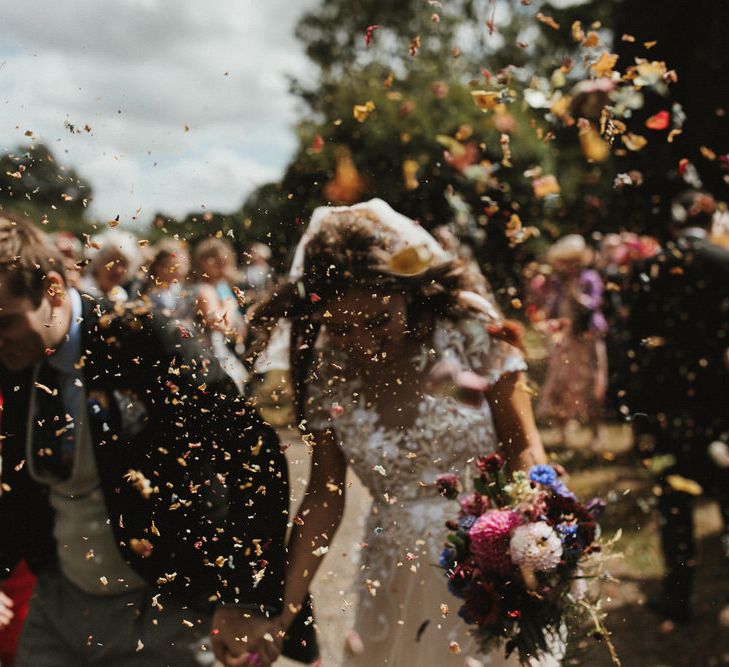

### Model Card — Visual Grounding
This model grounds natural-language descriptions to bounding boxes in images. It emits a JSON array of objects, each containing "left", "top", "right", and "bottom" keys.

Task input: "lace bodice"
[
  {"left": 306, "top": 317, "right": 527, "bottom": 504},
  {"left": 306, "top": 317, "right": 527, "bottom": 629}
]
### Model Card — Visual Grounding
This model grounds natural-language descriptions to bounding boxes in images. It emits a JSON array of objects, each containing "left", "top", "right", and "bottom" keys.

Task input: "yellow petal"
[
  {"left": 471, "top": 90, "right": 500, "bottom": 111},
  {"left": 402, "top": 160, "right": 420, "bottom": 191},
  {"left": 632, "top": 60, "right": 667, "bottom": 87},
  {"left": 387, "top": 245, "right": 434, "bottom": 276},
  {"left": 665, "top": 475, "right": 703, "bottom": 496},
  {"left": 550, "top": 94, "right": 573, "bottom": 120},
  {"left": 353, "top": 100, "right": 376, "bottom": 123},
  {"left": 622, "top": 133, "right": 648, "bottom": 151},
  {"left": 532, "top": 174, "right": 561, "bottom": 199},
  {"left": 579, "top": 126, "right": 610, "bottom": 162},
  {"left": 591, "top": 51, "right": 619, "bottom": 78}
]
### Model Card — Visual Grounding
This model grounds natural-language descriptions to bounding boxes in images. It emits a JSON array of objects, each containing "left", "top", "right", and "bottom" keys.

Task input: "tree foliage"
[
  {"left": 0, "top": 143, "right": 94, "bottom": 236},
  {"left": 160, "top": 0, "right": 729, "bottom": 286}
]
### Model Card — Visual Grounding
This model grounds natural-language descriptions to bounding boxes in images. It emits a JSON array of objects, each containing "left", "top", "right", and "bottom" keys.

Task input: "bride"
[{"left": 250, "top": 199, "right": 549, "bottom": 666}]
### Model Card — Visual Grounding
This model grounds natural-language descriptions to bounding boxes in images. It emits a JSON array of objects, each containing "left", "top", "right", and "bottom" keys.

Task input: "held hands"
[
  {"left": 0, "top": 590, "right": 14, "bottom": 629},
  {"left": 211, "top": 607, "right": 285, "bottom": 667}
]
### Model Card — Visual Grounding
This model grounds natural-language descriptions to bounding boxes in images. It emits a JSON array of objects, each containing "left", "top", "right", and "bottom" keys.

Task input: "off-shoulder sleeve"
[{"left": 433, "top": 318, "right": 528, "bottom": 387}]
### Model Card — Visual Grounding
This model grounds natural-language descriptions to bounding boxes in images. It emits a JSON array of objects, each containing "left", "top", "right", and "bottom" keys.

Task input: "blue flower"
[
  {"left": 459, "top": 515, "right": 477, "bottom": 531},
  {"left": 552, "top": 480, "right": 577, "bottom": 500},
  {"left": 449, "top": 579, "right": 468, "bottom": 599},
  {"left": 529, "top": 464, "right": 558, "bottom": 486},
  {"left": 439, "top": 548, "right": 456, "bottom": 569},
  {"left": 557, "top": 524, "right": 578, "bottom": 538}
]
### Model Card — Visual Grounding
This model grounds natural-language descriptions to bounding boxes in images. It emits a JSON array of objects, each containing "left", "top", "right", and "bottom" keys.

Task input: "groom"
[
  {"left": 0, "top": 214, "right": 314, "bottom": 665},
  {"left": 623, "top": 190, "right": 729, "bottom": 624}
]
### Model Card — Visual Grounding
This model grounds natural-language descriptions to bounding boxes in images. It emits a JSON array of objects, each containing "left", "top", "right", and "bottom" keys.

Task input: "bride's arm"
[
  {"left": 485, "top": 371, "right": 547, "bottom": 471},
  {"left": 278, "top": 429, "right": 347, "bottom": 631}
]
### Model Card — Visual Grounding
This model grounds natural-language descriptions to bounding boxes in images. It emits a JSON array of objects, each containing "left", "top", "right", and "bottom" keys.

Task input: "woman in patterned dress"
[
  {"left": 532, "top": 235, "right": 608, "bottom": 448},
  {"left": 249, "top": 200, "right": 551, "bottom": 667}
]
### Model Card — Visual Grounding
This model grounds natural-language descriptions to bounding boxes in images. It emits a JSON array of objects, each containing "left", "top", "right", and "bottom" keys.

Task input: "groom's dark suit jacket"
[
  {"left": 0, "top": 296, "right": 315, "bottom": 656},
  {"left": 622, "top": 233, "right": 729, "bottom": 441}
]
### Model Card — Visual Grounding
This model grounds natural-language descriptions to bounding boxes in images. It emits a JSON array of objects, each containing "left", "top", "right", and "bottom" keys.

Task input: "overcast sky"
[{"left": 0, "top": 0, "right": 316, "bottom": 225}]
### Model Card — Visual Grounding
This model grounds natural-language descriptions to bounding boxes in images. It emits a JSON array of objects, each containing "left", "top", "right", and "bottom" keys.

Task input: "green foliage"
[
  {"left": 152, "top": 0, "right": 729, "bottom": 281},
  {"left": 0, "top": 143, "right": 94, "bottom": 236},
  {"left": 146, "top": 188, "right": 302, "bottom": 261},
  {"left": 242, "top": 0, "right": 624, "bottom": 282}
]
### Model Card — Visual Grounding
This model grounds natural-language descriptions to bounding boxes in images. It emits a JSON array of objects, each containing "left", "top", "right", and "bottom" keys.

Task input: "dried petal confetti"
[
  {"left": 353, "top": 100, "right": 376, "bottom": 123},
  {"left": 364, "top": 24, "right": 379, "bottom": 47},
  {"left": 622, "top": 133, "right": 648, "bottom": 151},
  {"left": 590, "top": 52, "right": 619, "bottom": 78},
  {"left": 471, "top": 90, "right": 500, "bottom": 111},
  {"left": 645, "top": 110, "right": 670, "bottom": 130}
]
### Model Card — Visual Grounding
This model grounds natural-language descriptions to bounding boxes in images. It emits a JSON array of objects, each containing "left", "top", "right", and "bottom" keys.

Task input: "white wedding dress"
[{"left": 306, "top": 317, "right": 529, "bottom": 666}]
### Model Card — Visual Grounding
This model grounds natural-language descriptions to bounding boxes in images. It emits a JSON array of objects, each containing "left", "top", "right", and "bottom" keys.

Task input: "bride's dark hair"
[{"left": 250, "top": 211, "right": 491, "bottom": 422}]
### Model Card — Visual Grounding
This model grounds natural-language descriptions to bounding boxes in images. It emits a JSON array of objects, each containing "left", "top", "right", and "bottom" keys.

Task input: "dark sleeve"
[
  {"left": 0, "top": 484, "right": 23, "bottom": 580},
  {"left": 0, "top": 377, "right": 26, "bottom": 578},
  {"left": 110, "top": 305, "right": 289, "bottom": 610},
  {"left": 1, "top": 369, "right": 58, "bottom": 580},
  {"left": 212, "top": 405, "right": 288, "bottom": 610}
]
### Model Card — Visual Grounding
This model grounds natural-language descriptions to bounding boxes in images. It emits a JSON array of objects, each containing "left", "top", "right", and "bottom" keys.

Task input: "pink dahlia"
[{"left": 468, "top": 509, "right": 523, "bottom": 575}]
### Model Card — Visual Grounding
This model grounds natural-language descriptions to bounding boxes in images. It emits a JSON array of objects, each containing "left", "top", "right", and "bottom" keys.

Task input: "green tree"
[
  {"left": 243, "top": 0, "right": 606, "bottom": 288},
  {"left": 0, "top": 143, "right": 94, "bottom": 236},
  {"left": 198, "top": 0, "right": 727, "bottom": 287}
]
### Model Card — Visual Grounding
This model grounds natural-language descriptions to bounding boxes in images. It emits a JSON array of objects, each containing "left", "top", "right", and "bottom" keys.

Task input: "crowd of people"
[
  {"left": 0, "top": 190, "right": 727, "bottom": 666},
  {"left": 526, "top": 194, "right": 729, "bottom": 629}
]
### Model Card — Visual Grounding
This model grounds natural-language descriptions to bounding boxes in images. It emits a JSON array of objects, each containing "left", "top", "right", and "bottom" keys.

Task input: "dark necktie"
[{"left": 32, "top": 362, "right": 75, "bottom": 481}]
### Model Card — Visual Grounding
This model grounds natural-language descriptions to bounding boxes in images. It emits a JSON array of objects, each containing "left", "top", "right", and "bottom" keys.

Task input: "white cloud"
[{"left": 0, "top": 0, "right": 316, "bottom": 226}]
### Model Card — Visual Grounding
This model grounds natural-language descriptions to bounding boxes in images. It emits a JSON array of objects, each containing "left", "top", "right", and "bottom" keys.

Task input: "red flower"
[
  {"left": 475, "top": 453, "right": 505, "bottom": 474},
  {"left": 460, "top": 581, "right": 501, "bottom": 627},
  {"left": 436, "top": 473, "right": 462, "bottom": 500},
  {"left": 459, "top": 492, "right": 489, "bottom": 517}
]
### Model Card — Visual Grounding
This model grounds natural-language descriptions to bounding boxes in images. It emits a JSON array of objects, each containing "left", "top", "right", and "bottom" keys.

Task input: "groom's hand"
[
  {"left": 211, "top": 607, "right": 285, "bottom": 666},
  {"left": 0, "top": 589, "right": 14, "bottom": 629}
]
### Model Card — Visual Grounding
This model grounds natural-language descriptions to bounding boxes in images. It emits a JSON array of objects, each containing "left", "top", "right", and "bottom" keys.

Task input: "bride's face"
[{"left": 322, "top": 286, "right": 409, "bottom": 362}]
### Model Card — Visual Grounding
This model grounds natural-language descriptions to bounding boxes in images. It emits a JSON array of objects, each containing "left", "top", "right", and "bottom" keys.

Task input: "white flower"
[{"left": 509, "top": 522, "right": 563, "bottom": 572}]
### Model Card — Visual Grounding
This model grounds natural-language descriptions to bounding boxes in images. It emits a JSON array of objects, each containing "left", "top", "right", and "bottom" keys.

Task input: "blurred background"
[{"left": 2, "top": 1, "right": 729, "bottom": 665}]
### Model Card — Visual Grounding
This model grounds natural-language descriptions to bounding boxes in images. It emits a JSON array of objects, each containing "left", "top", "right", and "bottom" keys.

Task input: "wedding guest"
[
  {"left": 532, "top": 235, "right": 608, "bottom": 448},
  {"left": 249, "top": 199, "right": 551, "bottom": 666},
  {"left": 80, "top": 230, "right": 141, "bottom": 302},
  {"left": 142, "top": 239, "right": 190, "bottom": 312},
  {"left": 0, "top": 213, "right": 315, "bottom": 666},
  {"left": 239, "top": 242, "right": 274, "bottom": 305},
  {"left": 622, "top": 190, "right": 729, "bottom": 625},
  {"left": 51, "top": 232, "right": 83, "bottom": 290},
  {"left": 185, "top": 238, "right": 248, "bottom": 392}
]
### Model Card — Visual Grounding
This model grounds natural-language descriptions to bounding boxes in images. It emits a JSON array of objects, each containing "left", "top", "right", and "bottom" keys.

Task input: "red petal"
[{"left": 645, "top": 110, "right": 670, "bottom": 130}]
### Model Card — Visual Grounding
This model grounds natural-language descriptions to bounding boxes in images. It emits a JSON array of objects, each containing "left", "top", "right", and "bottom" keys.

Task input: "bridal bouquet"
[{"left": 437, "top": 454, "right": 619, "bottom": 665}]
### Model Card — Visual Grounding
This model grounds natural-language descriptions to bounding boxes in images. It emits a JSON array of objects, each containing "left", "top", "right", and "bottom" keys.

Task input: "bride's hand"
[{"left": 211, "top": 607, "right": 285, "bottom": 666}]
